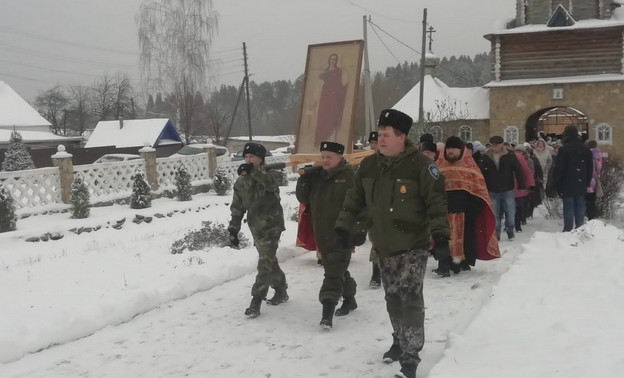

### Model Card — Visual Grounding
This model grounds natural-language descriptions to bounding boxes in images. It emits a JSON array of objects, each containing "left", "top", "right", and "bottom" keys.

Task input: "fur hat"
[
  {"left": 421, "top": 141, "right": 437, "bottom": 154},
  {"left": 320, "top": 141, "right": 345, "bottom": 155},
  {"left": 243, "top": 142, "right": 266, "bottom": 160},
  {"left": 445, "top": 136, "right": 464, "bottom": 150},
  {"left": 378, "top": 109, "right": 412, "bottom": 134},
  {"left": 368, "top": 131, "right": 378, "bottom": 142},
  {"left": 420, "top": 133, "right": 434, "bottom": 143}
]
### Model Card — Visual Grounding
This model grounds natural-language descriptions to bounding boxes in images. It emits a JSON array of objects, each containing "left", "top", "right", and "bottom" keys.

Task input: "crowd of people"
[{"left": 224, "top": 109, "right": 603, "bottom": 378}]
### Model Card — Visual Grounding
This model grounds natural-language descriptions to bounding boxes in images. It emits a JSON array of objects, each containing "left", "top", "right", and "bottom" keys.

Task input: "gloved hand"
[
  {"left": 335, "top": 228, "right": 351, "bottom": 249},
  {"left": 237, "top": 163, "right": 254, "bottom": 176},
  {"left": 229, "top": 229, "right": 240, "bottom": 248},
  {"left": 350, "top": 232, "right": 367, "bottom": 247},
  {"left": 433, "top": 237, "right": 450, "bottom": 261}
]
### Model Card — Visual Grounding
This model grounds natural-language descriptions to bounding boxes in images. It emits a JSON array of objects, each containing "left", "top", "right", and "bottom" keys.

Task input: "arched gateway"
[{"left": 525, "top": 106, "right": 589, "bottom": 141}]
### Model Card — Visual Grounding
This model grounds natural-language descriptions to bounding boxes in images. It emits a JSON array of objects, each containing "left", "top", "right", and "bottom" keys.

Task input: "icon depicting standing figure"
[{"left": 312, "top": 53, "right": 348, "bottom": 145}]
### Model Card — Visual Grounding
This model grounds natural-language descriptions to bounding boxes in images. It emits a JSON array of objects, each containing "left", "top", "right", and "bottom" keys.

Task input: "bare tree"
[
  {"left": 34, "top": 85, "right": 69, "bottom": 135},
  {"left": 67, "top": 84, "right": 90, "bottom": 136},
  {"left": 112, "top": 73, "right": 135, "bottom": 119},
  {"left": 204, "top": 102, "right": 230, "bottom": 145},
  {"left": 89, "top": 75, "right": 116, "bottom": 121},
  {"left": 136, "top": 0, "right": 219, "bottom": 143}
]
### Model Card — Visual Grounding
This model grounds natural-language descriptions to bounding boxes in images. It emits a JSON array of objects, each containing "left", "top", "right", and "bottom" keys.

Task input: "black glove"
[
  {"left": 335, "top": 228, "right": 351, "bottom": 249},
  {"left": 237, "top": 163, "right": 254, "bottom": 176},
  {"left": 229, "top": 229, "right": 240, "bottom": 247},
  {"left": 350, "top": 232, "right": 367, "bottom": 247},
  {"left": 433, "top": 237, "right": 450, "bottom": 261}
]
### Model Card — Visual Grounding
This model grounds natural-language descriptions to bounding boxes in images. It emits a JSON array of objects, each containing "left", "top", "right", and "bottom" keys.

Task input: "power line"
[
  {"left": 0, "top": 71, "right": 41, "bottom": 82},
  {"left": 341, "top": 0, "right": 416, "bottom": 23},
  {"left": 0, "top": 43, "right": 136, "bottom": 69},
  {"left": 368, "top": 23, "right": 402, "bottom": 65}
]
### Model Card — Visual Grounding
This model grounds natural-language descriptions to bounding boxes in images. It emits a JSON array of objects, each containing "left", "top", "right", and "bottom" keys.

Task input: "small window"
[
  {"left": 504, "top": 126, "right": 519, "bottom": 144},
  {"left": 458, "top": 125, "right": 472, "bottom": 142},
  {"left": 430, "top": 125, "right": 443, "bottom": 143},
  {"left": 596, "top": 123, "right": 612, "bottom": 145}
]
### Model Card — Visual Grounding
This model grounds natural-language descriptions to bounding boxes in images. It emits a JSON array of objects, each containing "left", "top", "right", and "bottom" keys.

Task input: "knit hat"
[
  {"left": 368, "top": 131, "right": 378, "bottom": 142},
  {"left": 445, "top": 136, "right": 464, "bottom": 149},
  {"left": 243, "top": 142, "right": 266, "bottom": 160},
  {"left": 320, "top": 141, "right": 345, "bottom": 155},
  {"left": 378, "top": 109, "right": 412, "bottom": 134}
]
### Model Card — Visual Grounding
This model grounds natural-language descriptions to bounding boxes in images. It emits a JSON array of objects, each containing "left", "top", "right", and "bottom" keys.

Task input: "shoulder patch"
[{"left": 428, "top": 164, "right": 440, "bottom": 180}]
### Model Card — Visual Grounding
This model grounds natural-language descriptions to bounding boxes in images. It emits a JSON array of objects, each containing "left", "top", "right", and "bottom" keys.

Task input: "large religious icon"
[{"left": 295, "top": 40, "right": 364, "bottom": 154}]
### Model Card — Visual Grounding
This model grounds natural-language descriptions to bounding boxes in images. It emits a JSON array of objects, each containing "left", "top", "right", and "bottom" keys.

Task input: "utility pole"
[
  {"left": 362, "top": 15, "right": 375, "bottom": 139},
  {"left": 243, "top": 42, "right": 252, "bottom": 140},
  {"left": 418, "top": 8, "right": 427, "bottom": 131}
]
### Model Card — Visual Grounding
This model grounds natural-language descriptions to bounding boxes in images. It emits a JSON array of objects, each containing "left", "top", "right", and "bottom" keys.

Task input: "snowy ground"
[{"left": 1, "top": 179, "right": 623, "bottom": 377}]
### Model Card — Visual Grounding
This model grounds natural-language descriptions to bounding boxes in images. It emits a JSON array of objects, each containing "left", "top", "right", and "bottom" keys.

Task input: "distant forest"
[
  {"left": 145, "top": 52, "right": 492, "bottom": 143},
  {"left": 33, "top": 53, "right": 492, "bottom": 144}
]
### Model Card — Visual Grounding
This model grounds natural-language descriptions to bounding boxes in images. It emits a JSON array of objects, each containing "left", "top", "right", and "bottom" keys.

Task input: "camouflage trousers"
[
  {"left": 250, "top": 235, "right": 287, "bottom": 299},
  {"left": 379, "top": 249, "right": 428, "bottom": 366},
  {"left": 369, "top": 246, "right": 380, "bottom": 263},
  {"left": 319, "top": 248, "right": 356, "bottom": 304}
]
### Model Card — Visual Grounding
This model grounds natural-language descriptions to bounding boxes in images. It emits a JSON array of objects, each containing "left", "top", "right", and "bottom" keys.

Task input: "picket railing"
[
  {"left": 73, "top": 160, "right": 147, "bottom": 201},
  {"left": 0, "top": 167, "right": 61, "bottom": 209}
]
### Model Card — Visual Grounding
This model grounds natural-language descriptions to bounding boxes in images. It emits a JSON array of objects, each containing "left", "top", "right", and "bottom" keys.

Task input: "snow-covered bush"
[
  {"left": 274, "top": 168, "right": 288, "bottom": 186},
  {"left": 70, "top": 176, "right": 90, "bottom": 219},
  {"left": 1, "top": 131, "right": 34, "bottom": 171},
  {"left": 597, "top": 157, "right": 624, "bottom": 220},
  {"left": 175, "top": 166, "right": 193, "bottom": 201},
  {"left": 130, "top": 172, "right": 151, "bottom": 209},
  {"left": 170, "top": 221, "right": 250, "bottom": 254},
  {"left": 212, "top": 167, "right": 231, "bottom": 196},
  {"left": 0, "top": 185, "right": 17, "bottom": 232}
]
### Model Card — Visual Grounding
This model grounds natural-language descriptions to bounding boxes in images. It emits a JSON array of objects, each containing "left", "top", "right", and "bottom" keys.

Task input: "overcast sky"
[{"left": 0, "top": 0, "right": 516, "bottom": 102}]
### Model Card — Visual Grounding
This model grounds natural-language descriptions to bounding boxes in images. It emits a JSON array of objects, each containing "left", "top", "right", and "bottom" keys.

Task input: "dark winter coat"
[
  {"left": 480, "top": 149, "right": 526, "bottom": 193},
  {"left": 553, "top": 136, "right": 593, "bottom": 197},
  {"left": 296, "top": 159, "right": 355, "bottom": 252},
  {"left": 228, "top": 165, "right": 285, "bottom": 240},
  {"left": 336, "top": 141, "right": 449, "bottom": 258}
]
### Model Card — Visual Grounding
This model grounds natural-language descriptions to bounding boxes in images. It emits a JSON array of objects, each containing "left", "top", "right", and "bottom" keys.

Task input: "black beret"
[
  {"left": 368, "top": 131, "right": 378, "bottom": 142},
  {"left": 243, "top": 142, "right": 266, "bottom": 159},
  {"left": 378, "top": 109, "right": 412, "bottom": 134},
  {"left": 420, "top": 133, "right": 434, "bottom": 143},
  {"left": 445, "top": 136, "right": 464, "bottom": 150},
  {"left": 320, "top": 141, "right": 345, "bottom": 155},
  {"left": 421, "top": 141, "right": 437, "bottom": 153},
  {"left": 489, "top": 135, "right": 504, "bottom": 144}
]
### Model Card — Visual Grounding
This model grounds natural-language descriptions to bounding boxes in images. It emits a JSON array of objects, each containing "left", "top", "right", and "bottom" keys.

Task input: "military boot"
[
  {"left": 369, "top": 263, "right": 381, "bottom": 287},
  {"left": 266, "top": 287, "right": 289, "bottom": 305},
  {"left": 319, "top": 301, "right": 335, "bottom": 329},
  {"left": 335, "top": 296, "right": 358, "bottom": 316},
  {"left": 244, "top": 296, "right": 262, "bottom": 318},
  {"left": 394, "top": 362, "right": 417, "bottom": 378},
  {"left": 383, "top": 334, "right": 401, "bottom": 363}
]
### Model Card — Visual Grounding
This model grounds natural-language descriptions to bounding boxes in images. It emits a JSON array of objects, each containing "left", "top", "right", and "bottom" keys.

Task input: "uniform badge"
[
  {"left": 400, "top": 185, "right": 407, "bottom": 194},
  {"left": 428, "top": 164, "right": 440, "bottom": 180}
]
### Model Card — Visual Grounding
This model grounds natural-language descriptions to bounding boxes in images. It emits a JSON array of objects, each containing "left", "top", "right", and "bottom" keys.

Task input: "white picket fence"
[{"left": 0, "top": 154, "right": 296, "bottom": 211}]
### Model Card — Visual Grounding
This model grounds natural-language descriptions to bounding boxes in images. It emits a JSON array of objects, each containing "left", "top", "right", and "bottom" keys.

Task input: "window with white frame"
[
  {"left": 458, "top": 125, "right": 472, "bottom": 142},
  {"left": 596, "top": 123, "right": 612, "bottom": 145},
  {"left": 430, "top": 125, "right": 443, "bottom": 143},
  {"left": 504, "top": 126, "right": 519, "bottom": 144}
]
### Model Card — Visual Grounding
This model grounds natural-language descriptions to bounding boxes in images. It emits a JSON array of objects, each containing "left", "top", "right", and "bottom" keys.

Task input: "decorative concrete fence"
[{"left": 0, "top": 145, "right": 295, "bottom": 212}]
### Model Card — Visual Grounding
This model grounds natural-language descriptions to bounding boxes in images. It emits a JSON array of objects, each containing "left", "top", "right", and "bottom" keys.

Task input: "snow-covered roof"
[
  {"left": 485, "top": 17, "right": 624, "bottom": 38},
  {"left": 85, "top": 118, "right": 182, "bottom": 148},
  {"left": 392, "top": 75, "right": 489, "bottom": 123},
  {"left": 485, "top": 73, "right": 624, "bottom": 88},
  {"left": 228, "top": 135, "right": 295, "bottom": 143},
  {"left": 0, "top": 129, "right": 81, "bottom": 145},
  {"left": 0, "top": 81, "right": 52, "bottom": 130}
]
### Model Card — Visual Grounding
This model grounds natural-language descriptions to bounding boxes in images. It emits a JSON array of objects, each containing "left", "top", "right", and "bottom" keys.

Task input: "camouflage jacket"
[
  {"left": 228, "top": 165, "right": 285, "bottom": 239},
  {"left": 336, "top": 141, "right": 449, "bottom": 258},
  {"left": 296, "top": 159, "right": 355, "bottom": 252}
]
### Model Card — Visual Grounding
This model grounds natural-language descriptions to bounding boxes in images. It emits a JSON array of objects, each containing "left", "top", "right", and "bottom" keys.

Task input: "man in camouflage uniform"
[
  {"left": 228, "top": 142, "right": 288, "bottom": 318},
  {"left": 335, "top": 109, "right": 450, "bottom": 378},
  {"left": 296, "top": 141, "right": 361, "bottom": 329},
  {"left": 367, "top": 131, "right": 382, "bottom": 288}
]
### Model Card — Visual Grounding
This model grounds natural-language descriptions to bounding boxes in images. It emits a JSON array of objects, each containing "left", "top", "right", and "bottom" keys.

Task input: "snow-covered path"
[{"left": 0, "top": 201, "right": 553, "bottom": 377}]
